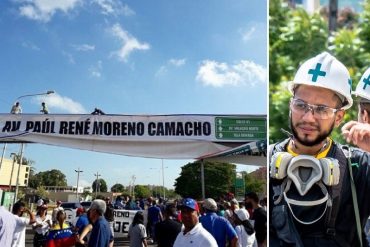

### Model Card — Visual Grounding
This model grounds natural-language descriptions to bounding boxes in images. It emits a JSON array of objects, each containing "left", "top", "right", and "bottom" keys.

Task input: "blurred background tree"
[{"left": 269, "top": 0, "right": 370, "bottom": 143}]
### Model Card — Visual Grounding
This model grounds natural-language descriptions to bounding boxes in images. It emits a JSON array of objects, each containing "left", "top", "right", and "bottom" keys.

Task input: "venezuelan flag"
[{"left": 45, "top": 223, "right": 76, "bottom": 247}]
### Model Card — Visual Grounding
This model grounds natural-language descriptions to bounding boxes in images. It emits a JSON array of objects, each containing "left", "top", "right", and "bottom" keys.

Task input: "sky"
[{"left": 0, "top": 0, "right": 267, "bottom": 191}]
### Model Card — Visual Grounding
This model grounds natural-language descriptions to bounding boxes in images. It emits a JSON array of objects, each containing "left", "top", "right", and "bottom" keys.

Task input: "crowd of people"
[
  {"left": 130, "top": 192, "right": 267, "bottom": 247},
  {"left": 0, "top": 192, "right": 266, "bottom": 247}
]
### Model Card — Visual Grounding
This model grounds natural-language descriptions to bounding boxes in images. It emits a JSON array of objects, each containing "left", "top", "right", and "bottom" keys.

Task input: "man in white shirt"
[
  {"left": 0, "top": 206, "right": 17, "bottom": 246},
  {"left": 12, "top": 201, "right": 36, "bottom": 247},
  {"left": 173, "top": 198, "right": 217, "bottom": 247}
]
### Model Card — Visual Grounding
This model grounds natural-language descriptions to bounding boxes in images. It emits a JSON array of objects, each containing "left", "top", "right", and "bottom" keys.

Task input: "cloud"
[
  {"left": 18, "top": 0, "right": 81, "bottom": 22},
  {"left": 110, "top": 23, "right": 150, "bottom": 62},
  {"left": 169, "top": 58, "right": 186, "bottom": 67},
  {"left": 239, "top": 22, "right": 266, "bottom": 42},
  {"left": 155, "top": 66, "right": 167, "bottom": 77},
  {"left": 89, "top": 60, "right": 103, "bottom": 78},
  {"left": 71, "top": 44, "right": 95, "bottom": 52},
  {"left": 241, "top": 26, "right": 256, "bottom": 42},
  {"left": 196, "top": 60, "right": 266, "bottom": 87},
  {"left": 155, "top": 58, "right": 186, "bottom": 77},
  {"left": 21, "top": 41, "right": 40, "bottom": 51},
  {"left": 94, "top": 0, "right": 135, "bottom": 16},
  {"left": 35, "top": 93, "right": 87, "bottom": 114},
  {"left": 62, "top": 51, "right": 75, "bottom": 64}
]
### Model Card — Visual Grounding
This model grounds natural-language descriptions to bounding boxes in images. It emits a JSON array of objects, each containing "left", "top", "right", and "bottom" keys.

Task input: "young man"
[
  {"left": 155, "top": 204, "right": 182, "bottom": 247},
  {"left": 245, "top": 192, "right": 266, "bottom": 247},
  {"left": 173, "top": 198, "right": 217, "bottom": 247},
  {"left": 12, "top": 201, "right": 36, "bottom": 247},
  {"left": 270, "top": 52, "right": 370, "bottom": 247}
]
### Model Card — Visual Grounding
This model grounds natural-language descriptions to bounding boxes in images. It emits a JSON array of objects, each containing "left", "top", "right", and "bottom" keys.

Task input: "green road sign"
[{"left": 215, "top": 117, "right": 266, "bottom": 140}]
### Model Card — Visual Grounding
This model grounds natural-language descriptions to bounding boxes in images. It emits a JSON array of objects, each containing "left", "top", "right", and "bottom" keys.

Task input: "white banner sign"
[
  {"left": 0, "top": 114, "right": 266, "bottom": 160},
  {"left": 113, "top": 209, "right": 139, "bottom": 237}
]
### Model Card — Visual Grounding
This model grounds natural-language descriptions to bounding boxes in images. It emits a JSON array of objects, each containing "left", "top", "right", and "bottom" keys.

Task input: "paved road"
[{"left": 25, "top": 229, "right": 157, "bottom": 247}]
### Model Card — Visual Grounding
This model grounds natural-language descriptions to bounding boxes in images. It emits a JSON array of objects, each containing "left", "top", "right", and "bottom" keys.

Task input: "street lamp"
[
  {"left": 11, "top": 90, "right": 55, "bottom": 203},
  {"left": 14, "top": 90, "right": 55, "bottom": 101}
]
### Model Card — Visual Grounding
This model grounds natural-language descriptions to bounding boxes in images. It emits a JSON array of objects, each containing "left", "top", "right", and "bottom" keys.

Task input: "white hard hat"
[
  {"left": 288, "top": 52, "right": 353, "bottom": 110},
  {"left": 353, "top": 67, "right": 370, "bottom": 102}
]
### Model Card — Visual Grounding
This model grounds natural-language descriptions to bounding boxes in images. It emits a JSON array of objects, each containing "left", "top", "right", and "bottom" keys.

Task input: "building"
[
  {"left": 43, "top": 185, "right": 85, "bottom": 193},
  {"left": 0, "top": 157, "right": 30, "bottom": 191}
]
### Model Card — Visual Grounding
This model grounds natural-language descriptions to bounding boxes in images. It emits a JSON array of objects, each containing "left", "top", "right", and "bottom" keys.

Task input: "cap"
[
  {"left": 76, "top": 207, "right": 85, "bottom": 214},
  {"left": 37, "top": 199, "right": 44, "bottom": 207},
  {"left": 230, "top": 198, "right": 239, "bottom": 205},
  {"left": 235, "top": 208, "right": 250, "bottom": 221},
  {"left": 180, "top": 198, "right": 198, "bottom": 211},
  {"left": 203, "top": 198, "right": 217, "bottom": 211}
]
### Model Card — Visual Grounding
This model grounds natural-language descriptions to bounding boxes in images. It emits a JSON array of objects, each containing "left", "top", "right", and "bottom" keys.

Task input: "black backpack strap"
[{"left": 323, "top": 144, "right": 346, "bottom": 239}]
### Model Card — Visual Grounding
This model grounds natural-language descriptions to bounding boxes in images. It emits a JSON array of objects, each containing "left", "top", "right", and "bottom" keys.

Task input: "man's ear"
[
  {"left": 362, "top": 110, "right": 369, "bottom": 124},
  {"left": 334, "top": 110, "right": 345, "bottom": 127}
]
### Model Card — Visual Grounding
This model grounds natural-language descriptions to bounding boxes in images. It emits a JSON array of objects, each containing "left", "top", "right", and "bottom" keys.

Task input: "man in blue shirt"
[
  {"left": 147, "top": 198, "right": 163, "bottom": 243},
  {"left": 200, "top": 198, "right": 238, "bottom": 247},
  {"left": 87, "top": 199, "right": 113, "bottom": 247}
]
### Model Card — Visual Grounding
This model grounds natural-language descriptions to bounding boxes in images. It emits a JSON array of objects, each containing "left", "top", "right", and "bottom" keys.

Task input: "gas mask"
[{"left": 270, "top": 152, "right": 340, "bottom": 224}]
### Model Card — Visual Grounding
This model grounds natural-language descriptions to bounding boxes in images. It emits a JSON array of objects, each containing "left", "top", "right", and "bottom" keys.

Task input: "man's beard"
[{"left": 289, "top": 117, "right": 334, "bottom": 146}]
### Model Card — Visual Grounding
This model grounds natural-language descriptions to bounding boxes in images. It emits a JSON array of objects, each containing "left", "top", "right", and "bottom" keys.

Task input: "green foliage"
[
  {"left": 166, "top": 189, "right": 180, "bottom": 200},
  {"left": 269, "top": 0, "right": 370, "bottom": 144},
  {"left": 92, "top": 178, "right": 107, "bottom": 192},
  {"left": 28, "top": 169, "right": 67, "bottom": 188},
  {"left": 244, "top": 173, "right": 266, "bottom": 194},
  {"left": 111, "top": 183, "right": 125, "bottom": 193},
  {"left": 134, "top": 185, "right": 151, "bottom": 198},
  {"left": 35, "top": 186, "right": 49, "bottom": 199},
  {"left": 269, "top": 83, "right": 292, "bottom": 143},
  {"left": 174, "top": 161, "right": 236, "bottom": 199}
]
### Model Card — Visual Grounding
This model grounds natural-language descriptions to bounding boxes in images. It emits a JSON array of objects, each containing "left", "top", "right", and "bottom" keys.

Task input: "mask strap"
[{"left": 283, "top": 181, "right": 331, "bottom": 225}]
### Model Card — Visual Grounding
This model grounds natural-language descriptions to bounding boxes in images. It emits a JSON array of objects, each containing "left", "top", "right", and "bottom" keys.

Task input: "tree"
[
  {"left": 35, "top": 186, "right": 49, "bottom": 199},
  {"left": 244, "top": 173, "right": 266, "bottom": 195},
  {"left": 28, "top": 169, "right": 67, "bottom": 188},
  {"left": 39, "top": 169, "right": 67, "bottom": 186},
  {"left": 174, "top": 161, "right": 236, "bottom": 199},
  {"left": 111, "top": 183, "right": 125, "bottom": 193},
  {"left": 28, "top": 167, "right": 39, "bottom": 189},
  {"left": 92, "top": 179, "right": 107, "bottom": 192},
  {"left": 134, "top": 185, "right": 151, "bottom": 198}
]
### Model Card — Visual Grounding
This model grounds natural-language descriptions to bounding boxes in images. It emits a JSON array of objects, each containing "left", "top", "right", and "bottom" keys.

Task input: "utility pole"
[
  {"left": 329, "top": 0, "right": 338, "bottom": 32},
  {"left": 161, "top": 159, "right": 165, "bottom": 200},
  {"left": 9, "top": 153, "right": 17, "bottom": 192},
  {"left": 94, "top": 172, "right": 101, "bottom": 198},
  {"left": 130, "top": 175, "right": 136, "bottom": 197},
  {"left": 14, "top": 144, "right": 24, "bottom": 203},
  {"left": 0, "top": 144, "right": 7, "bottom": 171},
  {"left": 75, "top": 168, "right": 83, "bottom": 201}
]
